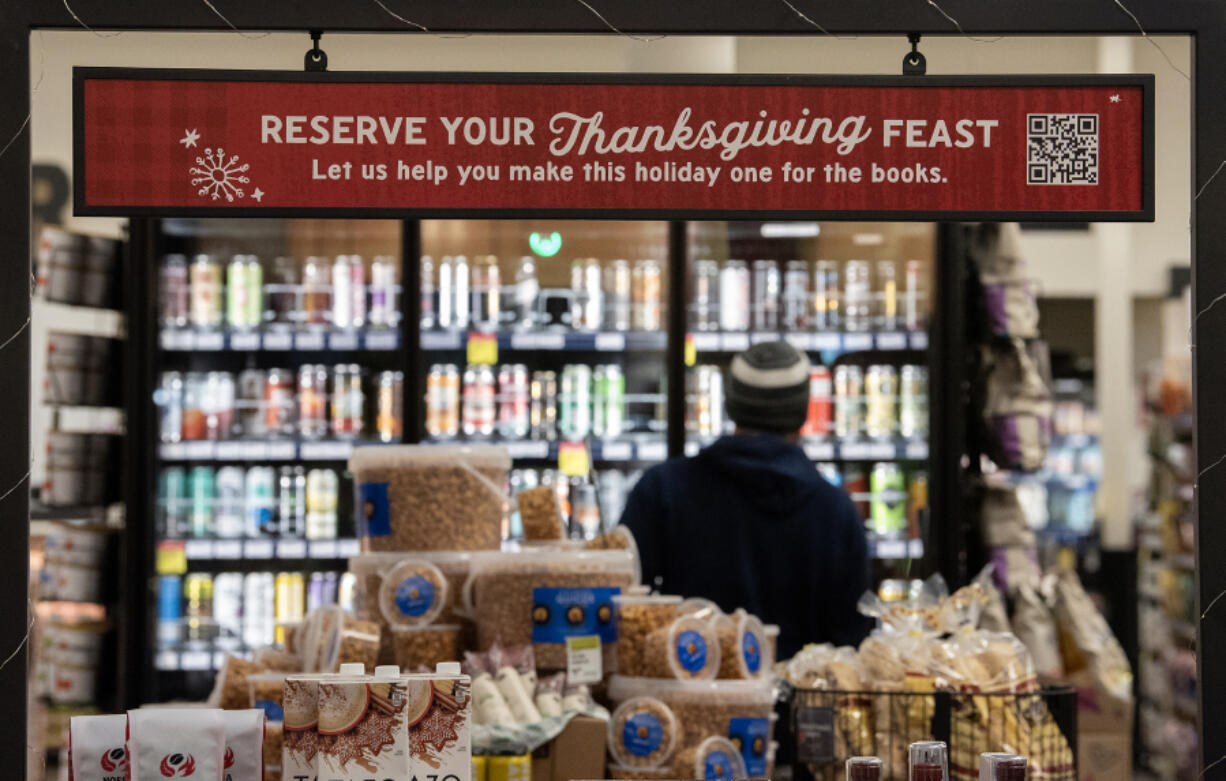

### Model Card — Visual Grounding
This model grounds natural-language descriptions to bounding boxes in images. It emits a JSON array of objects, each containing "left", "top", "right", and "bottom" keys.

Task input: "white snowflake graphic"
[{"left": 189, "top": 147, "right": 251, "bottom": 202}]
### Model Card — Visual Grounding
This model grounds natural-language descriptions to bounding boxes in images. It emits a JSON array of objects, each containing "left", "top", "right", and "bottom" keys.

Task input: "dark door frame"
[{"left": 2, "top": 2, "right": 1221, "bottom": 775}]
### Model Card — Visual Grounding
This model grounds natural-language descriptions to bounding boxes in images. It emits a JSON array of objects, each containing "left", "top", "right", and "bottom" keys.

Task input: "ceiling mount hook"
[
  {"left": 903, "top": 33, "right": 926, "bottom": 76},
  {"left": 305, "top": 29, "right": 328, "bottom": 72}
]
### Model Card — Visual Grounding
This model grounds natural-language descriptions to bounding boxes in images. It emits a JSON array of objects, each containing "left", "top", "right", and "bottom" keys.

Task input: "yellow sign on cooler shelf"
[
  {"left": 155, "top": 541, "right": 187, "bottom": 575},
  {"left": 558, "top": 440, "right": 590, "bottom": 477},
  {"left": 467, "top": 332, "right": 498, "bottom": 365},
  {"left": 684, "top": 333, "right": 697, "bottom": 367}
]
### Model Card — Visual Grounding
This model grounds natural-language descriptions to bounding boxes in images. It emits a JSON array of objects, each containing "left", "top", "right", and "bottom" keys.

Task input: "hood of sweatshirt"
[{"left": 696, "top": 433, "right": 824, "bottom": 514}]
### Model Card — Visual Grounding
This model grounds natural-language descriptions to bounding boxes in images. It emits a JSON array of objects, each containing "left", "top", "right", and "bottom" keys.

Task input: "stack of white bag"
[{"left": 69, "top": 708, "right": 265, "bottom": 781}]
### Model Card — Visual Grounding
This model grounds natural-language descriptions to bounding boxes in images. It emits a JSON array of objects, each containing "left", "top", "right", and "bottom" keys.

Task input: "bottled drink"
[
  {"left": 426, "top": 364, "right": 460, "bottom": 438},
  {"left": 979, "top": 754, "right": 1025, "bottom": 781},
  {"left": 226, "top": 254, "right": 262, "bottom": 330},
  {"left": 181, "top": 372, "right": 207, "bottom": 441},
  {"left": 569, "top": 480, "right": 601, "bottom": 539},
  {"left": 782, "top": 260, "right": 810, "bottom": 331},
  {"left": 242, "top": 572, "right": 275, "bottom": 649},
  {"left": 904, "top": 259, "right": 924, "bottom": 331},
  {"left": 349, "top": 255, "right": 367, "bottom": 328},
  {"left": 203, "top": 371, "right": 235, "bottom": 441},
  {"left": 437, "top": 255, "right": 455, "bottom": 329},
  {"left": 497, "top": 364, "right": 530, "bottom": 440},
  {"left": 632, "top": 259, "right": 663, "bottom": 331},
  {"left": 899, "top": 365, "right": 929, "bottom": 440},
  {"left": 330, "top": 364, "right": 364, "bottom": 439},
  {"left": 189, "top": 254, "right": 223, "bottom": 330},
  {"left": 472, "top": 255, "right": 501, "bottom": 331},
  {"left": 844, "top": 260, "right": 871, "bottom": 332},
  {"left": 698, "top": 365, "right": 724, "bottom": 437},
  {"left": 719, "top": 260, "right": 750, "bottom": 331},
  {"left": 514, "top": 256, "right": 539, "bottom": 329},
  {"left": 277, "top": 466, "right": 306, "bottom": 538},
  {"left": 188, "top": 466, "right": 215, "bottom": 538},
  {"left": 265, "top": 368, "right": 296, "bottom": 437},
  {"left": 870, "top": 462, "right": 907, "bottom": 536},
  {"left": 801, "top": 366, "right": 832, "bottom": 438},
  {"left": 183, "top": 573, "right": 214, "bottom": 644},
  {"left": 752, "top": 259, "right": 781, "bottom": 331},
  {"left": 331, "top": 256, "right": 353, "bottom": 329},
  {"left": 156, "top": 575, "right": 182, "bottom": 647},
  {"left": 306, "top": 468, "right": 339, "bottom": 540},
  {"left": 877, "top": 260, "right": 899, "bottom": 331},
  {"left": 159, "top": 254, "right": 189, "bottom": 328},
  {"left": 159, "top": 371, "right": 184, "bottom": 443},
  {"left": 865, "top": 364, "right": 899, "bottom": 441},
  {"left": 237, "top": 369, "right": 268, "bottom": 439},
  {"left": 266, "top": 256, "right": 298, "bottom": 329},
  {"left": 530, "top": 370, "right": 559, "bottom": 441},
  {"left": 301, "top": 257, "right": 331, "bottom": 328},
  {"left": 908, "top": 741, "right": 948, "bottom": 781},
  {"left": 583, "top": 258, "right": 603, "bottom": 330},
  {"left": 454, "top": 254, "right": 470, "bottom": 329},
  {"left": 375, "top": 370, "right": 404, "bottom": 443},
  {"left": 462, "top": 364, "right": 496, "bottom": 438},
  {"left": 693, "top": 259, "right": 719, "bottom": 332},
  {"left": 419, "top": 255, "right": 435, "bottom": 330},
  {"left": 297, "top": 364, "right": 328, "bottom": 440},
  {"left": 215, "top": 466, "right": 246, "bottom": 538},
  {"left": 593, "top": 364, "right": 625, "bottom": 438},
  {"left": 559, "top": 364, "right": 593, "bottom": 440},
  {"left": 569, "top": 260, "right": 586, "bottom": 329},
  {"left": 158, "top": 467, "right": 188, "bottom": 538},
  {"left": 244, "top": 466, "right": 276, "bottom": 537},
  {"left": 605, "top": 259, "right": 632, "bottom": 331},
  {"left": 212, "top": 572, "right": 244, "bottom": 649},
  {"left": 813, "top": 260, "right": 839, "bottom": 331},
  {"left": 834, "top": 365, "right": 865, "bottom": 440},
  {"left": 845, "top": 757, "right": 882, "bottom": 781},
  {"left": 370, "top": 255, "right": 397, "bottom": 329}
]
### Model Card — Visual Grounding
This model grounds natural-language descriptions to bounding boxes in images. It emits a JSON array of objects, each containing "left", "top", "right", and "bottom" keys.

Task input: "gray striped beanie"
[{"left": 725, "top": 341, "right": 811, "bottom": 434}]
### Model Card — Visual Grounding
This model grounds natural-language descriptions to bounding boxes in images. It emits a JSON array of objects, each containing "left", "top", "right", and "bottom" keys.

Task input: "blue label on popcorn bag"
[{"left": 531, "top": 587, "right": 620, "bottom": 644}]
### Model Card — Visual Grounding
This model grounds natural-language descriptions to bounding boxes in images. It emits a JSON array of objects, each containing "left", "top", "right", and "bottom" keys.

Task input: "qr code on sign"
[{"left": 1026, "top": 113, "right": 1099, "bottom": 185}]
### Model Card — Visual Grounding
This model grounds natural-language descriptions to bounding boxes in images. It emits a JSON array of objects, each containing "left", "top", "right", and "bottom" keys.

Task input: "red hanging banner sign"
[{"left": 74, "top": 70, "right": 1152, "bottom": 220}]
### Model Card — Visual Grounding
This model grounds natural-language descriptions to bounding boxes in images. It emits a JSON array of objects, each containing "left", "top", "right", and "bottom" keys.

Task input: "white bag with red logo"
[
  {"left": 127, "top": 709, "right": 225, "bottom": 781},
  {"left": 220, "top": 710, "right": 265, "bottom": 781},
  {"left": 69, "top": 714, "right": 129, "bottom": 781}
]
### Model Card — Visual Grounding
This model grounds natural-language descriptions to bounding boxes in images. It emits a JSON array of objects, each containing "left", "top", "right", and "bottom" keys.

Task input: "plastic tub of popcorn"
[
  {"left": 608, "top": 696, "right": 679, "bottom": 770},
  {"left": 390, "top": 624, "right": 463, "bottom": 673},
  {"left": 713, "top": 611, "right": 771, "bottom": 680},
  {"left": 672, "top": 735, "right": 747, "bottom": 781},
  {"left": 614, "top": 594, "right": 682, "bottom": 678},
  {"left": 642, "top": 614, "right": 721, "bottom": 680},
  {"left": 350, "top": 445, "right": 509, "bottom": 552}
]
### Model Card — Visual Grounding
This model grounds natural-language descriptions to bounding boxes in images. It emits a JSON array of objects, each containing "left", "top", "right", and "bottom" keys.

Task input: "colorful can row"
[{"left": 157, "top": 465, "right": 340, "bottom": 540}]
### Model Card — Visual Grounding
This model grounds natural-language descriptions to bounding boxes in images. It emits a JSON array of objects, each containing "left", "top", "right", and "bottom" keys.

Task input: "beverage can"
[
  {"left": 844, "top": 260, "right": 872, "bottom": 332},
  {"left": 900, "top": 365, "right": 929, "bottom": 440},
  {"left": 865, "top": 364, "right": 899, "bottom": 441},
  {"left": 203, "top": 371, "right": 235, "bottom": 441},
  {"left": 842, "top": 464, "right": 869, "bottom": 521},
  {"left": 473, "top": 755, "right": 488, "bottom": 781},
  {"left": 438, "top": 256, "right": 455, "bottom": 329},
  {"left": 530, "top": 370, "right": 559, "bottom": 441},
  {"left": 870, "top": 462, "right": 907, "bottom": 536},
  {"left": 183, "top": 573, "right": 214, "bottom": 643},
  {"left": 332, "top": 256, "right": 353, "bottom": 329},
  {"left": 782, "top": 260, "right": 810, "bottom": 331},
  {"left": 215, "top": 466, "right": 246, "bottom": 538},
  {"left": 349, "top": 255, "right": 367, "bottom": 329},
  {"left": 834, "top": 365, "right": 865, "bottom": 440},
  {"left": 801, "top": 365, "right": 833, "bottom": 438},
  {"left": 158, "top": 466, "right": 188, "bottom": 538},
  {"left": 418, "top": 255, "right": 435, "bottom": 331},
  {"left": 497, "top": 364, "right": 530, "bottom": 440},
  {"left": 752, "top": 259, "right": 781, "bottom": 331},
  {"left": 266, "top": 256, "right": 298, "bottom": 329},
  {"left": 514, "top": 256, "right": 539, "bottom": 329},
  {"left": 472, "top": 255, "right": 501, "bottom": 330},
  {"left": 243, "top": 572, "right": 275, "bottom": 649},
  {"left": 160, "top": 254, "right": 189, "bottom": 328},
  {"left": 594, "top": 364, "right": 625, "bottom": 438},
  {"left": 212, "top": 572, "right": 244, "bottom": 649},
  {"left": 454, "top": 255, "right": 471, "bottom": 329},
  {"left": 265, "top": 367, "right": 296, "bottom": 437},
  {"left": 237, "top": 369, "right": 268, "bottom": 439},
  {"left": 606, "top": 259, "right": 632, "bottom": 331},
  {"left": 559, "top": 364, "right": 592, "bottom": 439},
  {"left": 307, "top": 572, "right": 326, "bottom": 612},
  {"left": 463, "top": 364, "right": 497, "bottom": 438},
  {"left": 877, "top": 260, "right": 898, "bottom": 331},
  {"left": 227, "top": 255, "right": 262, "bottom": 330},
  {"left": 375, "top": 370, "right": 404, "bottom": 443},
  {"left": 584, "top": 258, "right": 604, "bottom": 330},
  {"left": 632, "top": 259, "right": 663, "bottom": 331},
  {"left": 719, "top": 260, "right": 751, "bottom": 331},
  {"left": 159, "top": 371, "right": 184, "bottom": 443},
  {"left": 276, "top": 467, "right": 299, "bottom": 539},
  {"left": 156, "top": 574, "right": 182, "bottom": 646},
  {"left": 297, "top": 364, "right": 328, "bottom": 440},
  {"left": 245, "top": 466, "right": 276, "bottom": 538},
  {"left": 330, "top": 364, "right": 364, "bottom": 438},
  {"left": 189, "top": 254, "right": 223, "bottom": 330},
  {"left": 306, "top": 468, "right": 339, "bottom": 540},
  {"left": 813, "top": 260, "right": 839, "bottom": 331},
  {"left": 188, "top": 466, "right": 215, "bottom": 538},
  {"left": 181, "top": 372, "right": 206, "bottom": 441},
  {"left": 907, "top": 470, "right": 928, "bottom": 539},
  {"left": 301, "top": 256, "right": 331, "bottom": 328},
  {"left": 487, "top": 755, "right": 531, "bottom": 781},
  {"left": 904, "top": 259, "right": 924, "bottom": 331},
  {"left": 693, "top": 259, "right": 720, "bottom": 332}
]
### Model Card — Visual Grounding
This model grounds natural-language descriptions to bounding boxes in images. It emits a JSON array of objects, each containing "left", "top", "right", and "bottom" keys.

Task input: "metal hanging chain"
[
  {"left": 305, "top": 29, "right": 328, "bottom": 72},
  {"left": 903, "top": 33, "right": 927, "bottom": 76}
]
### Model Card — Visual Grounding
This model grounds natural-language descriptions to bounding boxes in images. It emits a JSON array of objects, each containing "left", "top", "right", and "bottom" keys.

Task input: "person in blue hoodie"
[{"left": 620, "top": 340, "right": 871, "bottom": 658}]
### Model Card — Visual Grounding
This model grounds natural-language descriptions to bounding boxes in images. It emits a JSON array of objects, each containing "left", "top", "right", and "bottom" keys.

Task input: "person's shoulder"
[{"left": 810, "top": 475, "right": 861, "bottom": 522}]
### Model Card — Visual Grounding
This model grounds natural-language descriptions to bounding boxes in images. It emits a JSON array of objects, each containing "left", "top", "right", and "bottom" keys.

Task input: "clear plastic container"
[
  {"left": 614, "top": 594, "right": 682, "bottom": 678},
  {"left": 314, "top": 605, "right": 380, "bottom": 674},
  {"left": 584, "top": 525, "right": 642, "bottom": 585},
  {"left": 644, "top": 614, "right": 721, "bottom": 680},
  {"left": 609, "top": 695, "right": 679, "bottom": 769},
  {"left": 679, "top": 735, "right": 748, "bottom": 781},
  {"left": 349, "top": 444, "right": 511, "bottom": 552},
  {"left": 714, "top": 611, "right": 770, "bottom": 680},
  {"left": 608, "top": 675, "right": 778, "bottom": 755},
  {"left": 463, "top": 548, "right": 638, "bottom": 669},
  {"left": 678, "top": 597, "right": 721, "bottom": 618},
  {"left": 389, "top": 624, "right": 462, "bottom": 673},
  {"left": 377, "top": 559, "right": 448, "bottom": 628}
]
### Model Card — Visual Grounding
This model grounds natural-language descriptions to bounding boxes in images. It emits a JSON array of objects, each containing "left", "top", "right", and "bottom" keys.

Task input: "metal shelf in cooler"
[
  {"left": 420, "top": 329, "right": 668, "bottom": 352},
  {"left": 158, "top": 328, "right": 400, "bottom": 352},
  {"left": 688, "top": 329, "right": 927, "bottom": 355},
  {"left": 423, "top": 436, "right": 667, "bottom": 463},
  {"left": 684, "top": 437, "right": 928, "bottom": 462}
]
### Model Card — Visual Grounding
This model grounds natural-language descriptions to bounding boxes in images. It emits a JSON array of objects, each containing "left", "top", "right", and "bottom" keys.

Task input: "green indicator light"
[{"left": 529, "top": 231, "right": 562, "bottom": 257}]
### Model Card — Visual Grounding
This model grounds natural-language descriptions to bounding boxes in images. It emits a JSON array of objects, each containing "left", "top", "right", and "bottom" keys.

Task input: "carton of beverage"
[
  {"left": 407, "top": 663, "right": 472, "bottom": 781},
  {"left": 282, "top": 676, "right": 321, "bottom": 781},
  {"left": 316, "top": 672, "right": 409, "bottom": 781}
]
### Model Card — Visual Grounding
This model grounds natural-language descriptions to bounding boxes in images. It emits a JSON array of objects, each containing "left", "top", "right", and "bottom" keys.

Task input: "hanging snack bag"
[
  {"left": 463, "top": 650, "right": 516, "bottom": 726},
  {"left": 220, "top": 710, "right": 266, "bottom": 781},
  {"left": 69, "top": 714, "right": 128, "bottom": 781},
  {"left": 535, "top": 672, "right": 566, "bottom": 718},
  {"left": 128, "top": 709, "right": 226, "bottom": 781},
  {"left": 489, "top": 643, "right": 542, "bottom": 724}
]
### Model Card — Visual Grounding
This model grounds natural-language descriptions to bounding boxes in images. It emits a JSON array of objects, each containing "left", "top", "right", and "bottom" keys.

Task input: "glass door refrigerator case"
[
  {"left": 684, "top": 221, "right": 934, "bottom": 570},
  {"left": 417, "top": 220, "right": 670, "bottom": 540},
  {"left": 144, "top": 218, "right": 406, "bottom": 701}
]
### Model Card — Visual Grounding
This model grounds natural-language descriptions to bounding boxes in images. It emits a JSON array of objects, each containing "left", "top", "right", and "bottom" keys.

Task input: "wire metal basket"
[{"left": 786, "top": 685, "right": 1077, "bottom": 781}]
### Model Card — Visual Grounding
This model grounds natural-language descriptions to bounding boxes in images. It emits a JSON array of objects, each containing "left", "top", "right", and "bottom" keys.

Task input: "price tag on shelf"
[
  {"left": 160, "top": 330, "right": 192, "bottom": 351},
  {"left": 244, "top": 540, "right": 274, "bottom": 559},
  {"left": 803, "top": 441, "right": 835, "bottom": 461},
  {"left": 420, "top": 331, "right": 462, "bottom": 351},
  {"left": 720, "top": 333, "right": 750, "bottom": 352},
  {"left": 181, "top": 651, "right": 212, "bottom": 671},
  {"left": 155, "top": 541, "right": 187, "bottom": 575},
  {"left": 295, "top": 332, "right": 326, "bottom": 351},
  {"left": 868, "top": 442, "right": 896, "bottom": 460},
  {"left": 558, "top": 441, "right": 590, "bottom": 477},
  {"left": 785, "top": 333, "right": 812, "bottom": 352},
  {"left": 310, "top": 540, "right": 339, "bottom": 559},
  {"left": 155, "top": 650, "right": 180, "bottom": 671},
  {"left": 237, "top": 441, "right": 269, "bottom": 460},
  {"left": 874, "top": 539, "right": 907, "bottom": 559},
  {"left": 266, "top": 441, "right": 297, "bottom": 460},
  {"left": 467, "top": 332, "right": 498, "bottom": 365},
  {"left": 565, "top": 636, "right": 603, "bottom": 685},
  {"left": 215, "top": 441, "right": 243, "bottom": 460},
  {"left": 600, "top": 440, "right": 633, "bottom": 461},
  {"left": 875, "top": 332, "right": 907, "bottom": 351},
  {"left": 812, "top": 333, "right": 841, "bottom": 351},
  {"left": 909, "top": 331, "right": 929, "bottom": 350},
  {"left": 684, "top": 334, "right": 697, "bottom": 367},
  {"left": 195, "top": 332, "right": 224, "bottom": 351},
  {"left": 183, "top": 539, "right": 214, "bottom": 559},
  {"left": 905, "top": 441, "right": 929, "bottom": 460},
  {"left": 908, "top": 539, "right": 925, "bottom": 559},
  {"left": 262, "top": 331, "right": 293, "bottom": 351},
  {"left": 594, "top": 333, "right": 625, "bottom": 352},
  {"left": 329, "top": 332, "right": 360, "bottom": 351},
  {"left": 364, "top": 330, "right": 399, "bottom": 350},
  {"left": 160, "top": 442, "right": 186, "bottom": 460},
  {"left": 842, "top": 333, "right": 873, "bottom": 352},
  {"left": 749, "top": 332, "right": 776, "bottom": 345},
  {"left": 183, "top": 441, "right": 216, "bottom": 460},
  {"left": 839, "top": 442, "right": 870, "bottom": 460},
  {"left": 300, "top": 441, "right": 353, "bottom": 460},
  {"left": 277, "top": 539, "right": 307, "bottom": 559},
  {"left": 505, "top": 441, "right": 550, "bottom": 459},
  {"left": 214, "top": 540, "right": 243, "bottom": 559},
  {"left": 230, "top": 332, "right": 260, "bottom": 351},
  {"left": 691, "top": 332, "right": 720, "bottom": 352},
  {"left": 338, "top": 539, "right": 361, "bottom": 557},
  {"left": 637, "top": 440, "right": 667, "bottom": 462}
]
